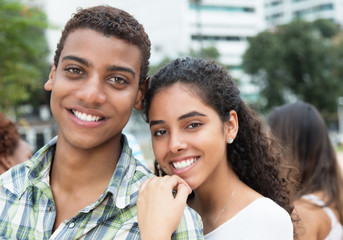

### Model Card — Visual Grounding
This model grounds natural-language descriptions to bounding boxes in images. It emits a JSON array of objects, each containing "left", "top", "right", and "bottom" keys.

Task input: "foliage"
[
  {"left": 189, "top": 45, "right": 220, "bottom": 60},
  {"left": 0, "top": 0, "right": 50, "bottom": 113},
  {"left": 148, "top": 45, "right": 220, "bottom": 77},
  {"left": 242, "top": 19, "right": 343, "bottom": 119},
  {"left": 148, "top": 57, "right": 172, "bottom": 76}
]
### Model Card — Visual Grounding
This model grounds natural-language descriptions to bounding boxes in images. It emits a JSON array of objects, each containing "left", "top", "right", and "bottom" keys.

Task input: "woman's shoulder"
[
  {"left": 226, "top": 197, "right": 293, "bottom": 232},
  {"left": 206, "top": 198, "right": 293, "bottom": 240},
  {"left": 294, "top": 195, "right": 332, "bottom": 239},
  {"left": 295, "top": 193, "right": 332, "bottom": 227},
  {"left": 245, "top": 198, "right": 293, "bottom": 239},
  {"left": 243, "top": 197, "right": 291, "bottom": 221},
  {"left": 235, "top": 182, "right": 290, "bottom": 222}
]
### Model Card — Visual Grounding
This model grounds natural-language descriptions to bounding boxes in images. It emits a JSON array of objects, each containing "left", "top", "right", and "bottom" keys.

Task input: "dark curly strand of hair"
[
  {"left": 0, "top": 113, "right": 20, "bottom": 158},
  {"left": 144, "top": 57, "right": 296, "bottom": 217},
  {"left": 53, "top": 5, "right": 151, "bottom": 84}
]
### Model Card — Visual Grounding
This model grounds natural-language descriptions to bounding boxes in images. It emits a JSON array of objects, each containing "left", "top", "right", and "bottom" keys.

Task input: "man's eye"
[
  {"left": 65, "top": 68, "right": 83, "bottom": 75},
  {"left": 109, "top": 77, "right": 126, "bottom": 84}
]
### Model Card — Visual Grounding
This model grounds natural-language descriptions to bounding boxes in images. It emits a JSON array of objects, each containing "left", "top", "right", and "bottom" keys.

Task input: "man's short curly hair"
[
  {"left": 0, "top": 113, "right": 20, "bottom": 158},
  {"left": 53, "top": 5, "right": 151, "bottom": 84}
]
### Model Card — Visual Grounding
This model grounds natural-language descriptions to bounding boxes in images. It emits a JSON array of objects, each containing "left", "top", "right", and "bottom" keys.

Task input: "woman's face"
[
  {"left": 8, "top": 139, "right": 32, "bottom": 166},
  {"left": 148, "top": 83, "right": 236, "bottom": 190}
]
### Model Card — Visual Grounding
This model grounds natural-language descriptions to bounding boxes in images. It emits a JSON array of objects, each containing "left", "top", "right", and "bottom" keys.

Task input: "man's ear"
[
  {"left": 44, "top": 63, "right": 56, "bottom": 91},
  {"left": 134, "top": 76, "right": 150, "bottom": 111},
  {"left": 224, "top": 110, "right": 239, "bottom": 143}
]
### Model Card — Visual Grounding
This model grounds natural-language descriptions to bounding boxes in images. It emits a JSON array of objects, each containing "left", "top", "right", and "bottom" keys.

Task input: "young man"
[{"left": 0, "top": 6, "right": 203, "bottom": 239}]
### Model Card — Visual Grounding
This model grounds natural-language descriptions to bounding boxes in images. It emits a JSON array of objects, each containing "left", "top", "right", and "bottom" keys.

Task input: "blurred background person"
[
  {"left": 268, "top": 101, "right": 343, "bottom": 240},
  {"left": 0, "top": 113, "right": 32, "bottom": 174}
]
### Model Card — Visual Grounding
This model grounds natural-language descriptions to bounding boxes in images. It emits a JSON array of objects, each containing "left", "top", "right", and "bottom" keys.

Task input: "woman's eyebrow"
[{"left": 178, "top": 111, "right": 206, "bottom": 121}]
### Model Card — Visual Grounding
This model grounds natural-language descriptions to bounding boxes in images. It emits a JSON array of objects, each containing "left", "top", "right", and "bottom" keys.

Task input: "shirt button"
[
  {"left": 47, "top": 206, "right": 52, "bottom": 212},
  {"left": 69, "top": 222, "right": 75, "bottom": 228}
]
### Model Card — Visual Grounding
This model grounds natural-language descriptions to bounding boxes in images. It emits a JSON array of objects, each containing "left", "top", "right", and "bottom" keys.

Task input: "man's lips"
[{"left": 70, "top": 109, "right": 105, "bottom": 122}]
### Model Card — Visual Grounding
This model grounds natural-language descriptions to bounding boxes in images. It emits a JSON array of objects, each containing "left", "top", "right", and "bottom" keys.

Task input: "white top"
[
  {"left": 205, "top": 197, "right": 293, "bottom": 240},
  {"left": 302, "top": 194, "right": 343, "bottom": 240}
]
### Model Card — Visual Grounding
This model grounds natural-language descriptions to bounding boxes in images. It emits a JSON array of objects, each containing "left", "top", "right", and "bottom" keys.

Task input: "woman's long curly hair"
[{"left": 143, "top": 57, "right": 297, "bottom": 217}]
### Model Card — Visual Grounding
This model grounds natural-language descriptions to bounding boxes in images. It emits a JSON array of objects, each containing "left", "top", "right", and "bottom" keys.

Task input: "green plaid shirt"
[{"left": 0, "top": 136, "right": 203, "bottom": 239}]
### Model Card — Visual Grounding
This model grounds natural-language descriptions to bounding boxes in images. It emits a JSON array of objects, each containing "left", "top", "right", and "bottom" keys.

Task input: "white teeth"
[
  {"left": 172, "top": 158, "right": 197, "bottom": 170},
  {"left": 72, "top": 110, "right": 101, "bottom": 122}
]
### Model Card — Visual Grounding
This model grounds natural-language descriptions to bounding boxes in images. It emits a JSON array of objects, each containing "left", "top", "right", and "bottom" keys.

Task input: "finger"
[
  {"left": 170, "top": 175, "right": 192, "bottom": 193},
  {"left": 139, "top": 177, "right": 155, "bottom": 193},
  {"left": 148, "top": 176, "right": 168, "bottom": 188},
  {"left": 175, "top": 183, "right": 190, "bottom": 204}
]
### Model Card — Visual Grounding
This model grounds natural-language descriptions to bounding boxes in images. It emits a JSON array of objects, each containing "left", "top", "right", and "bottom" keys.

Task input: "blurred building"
[
  {"left": 187, "top": 0, "right": 265, "bottom": 98},
  {"left": 188, "top": 1, "right": 265, "bottom": 70},
  {"left": 265, "top": 0, "right": 343, "bottom": 28},
  {"left": 42, "top": 0, "right": 265, "bottom": 71},
  {"left": 15, "top": 105, "right": 57, "bottom": 153},
  {"left": 117, "top": 0, "right": 265, "bottom": 96}
]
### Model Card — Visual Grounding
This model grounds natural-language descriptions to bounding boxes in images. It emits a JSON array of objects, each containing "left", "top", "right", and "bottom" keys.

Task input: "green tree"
[
  {"left": 148, "top": 57, "right": 172, "bottom": 76},
  {"left": 0, "top": 0, "right": 49, "bottom": 113},
  {"left": 149, "top": 45, "right": 221, "bottom": 77},
  {"left": 242, "top": 19, "right": 343, "bottom": 119},
  {"left": 189, "top": 45, "right": 220, "bottom": 60}
]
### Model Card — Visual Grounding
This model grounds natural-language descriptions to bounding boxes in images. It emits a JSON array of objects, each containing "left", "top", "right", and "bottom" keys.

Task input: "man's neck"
[
  {"left": 49, "top": 136, "right": 122, "bottom": 231},
  {"left": 50, "top": 135, "right": 122, "bottom": 192}
]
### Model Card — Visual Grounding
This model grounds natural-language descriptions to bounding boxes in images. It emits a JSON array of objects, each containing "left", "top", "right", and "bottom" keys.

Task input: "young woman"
[
  {"left": 137, "top": 57, "right": 296, "bottom": 239},
  {"left": 268, "top": 102, "right": 343, "bottom": 240}
]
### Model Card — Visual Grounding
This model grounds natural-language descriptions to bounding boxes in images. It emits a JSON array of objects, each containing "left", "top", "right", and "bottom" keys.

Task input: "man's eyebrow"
[
  {"left": 178, "top": 111, "right": 207, "bottom": 120},
  {"left": 62, "top": 55, "right": 90, "bottom": 66},
  {"left": 149, "top": 111, "right": 207, "bottom": 128},
  {"left": 107, "top": 65, "right": 136, "bottom": 78}
]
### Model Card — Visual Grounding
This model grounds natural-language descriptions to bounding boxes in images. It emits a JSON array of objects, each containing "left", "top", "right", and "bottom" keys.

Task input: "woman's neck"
[{"left": 188, "top": 162, "right": 239, "bottom": 234}]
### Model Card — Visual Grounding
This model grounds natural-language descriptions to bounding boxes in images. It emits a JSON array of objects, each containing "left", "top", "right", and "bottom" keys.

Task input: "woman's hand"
[{"left": 137, "top": 175, "right": 192, "bottom": 240}]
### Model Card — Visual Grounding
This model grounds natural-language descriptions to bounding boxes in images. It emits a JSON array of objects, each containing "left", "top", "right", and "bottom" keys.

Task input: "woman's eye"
[
  {"left": 187, "top": 122, "right": 202, "bottom": 129},
  {"left": 154, "top": 129, "right": 167, "bottom": 136}
]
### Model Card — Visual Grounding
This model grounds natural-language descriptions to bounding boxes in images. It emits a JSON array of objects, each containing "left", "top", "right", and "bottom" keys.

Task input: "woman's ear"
[
  {"left": 44, "top": 63, "right": 57, "bottom": 91},
  {"left": 0, "top": 156, "right": 12, "bottom": 171},
  {"left": 224, "top": 110, "right": 239, "bottom": 143},
  {"left": 134, "top": 76, "right": 150, "bottom": 110}
]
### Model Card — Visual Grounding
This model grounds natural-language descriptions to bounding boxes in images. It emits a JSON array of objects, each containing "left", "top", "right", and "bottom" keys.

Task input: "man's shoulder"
[
  {"left": 171, "top": 204, "right": 204, "bottom": 239},
  {"left": 127, "top": 160, "right": 154, "bottom": 198},
  {"left": 0, "top": 162, "right": 29, "bottom": 197},
  {"left": 133, "top": 160, "right": 154, "bottom": 180}
]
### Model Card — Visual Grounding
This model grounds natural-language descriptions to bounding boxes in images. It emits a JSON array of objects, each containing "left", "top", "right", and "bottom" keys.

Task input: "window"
[
  {"left": 190, "top": 4, "right": 255, "bottom": 13},
  {"left": 293, "top": 3, "right": 334, "bottom": 18},
  {"left": 265, "top": 1, "right": 283, "bottom": 7},
  {"left": 191, "top": 35, "right": 246, "bottom": 41}
]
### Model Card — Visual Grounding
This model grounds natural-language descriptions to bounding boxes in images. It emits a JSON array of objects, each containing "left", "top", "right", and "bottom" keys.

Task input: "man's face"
[{"left": 45, "top": 28, "right": 144, "bottom": 151}]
